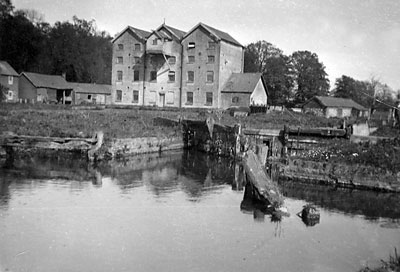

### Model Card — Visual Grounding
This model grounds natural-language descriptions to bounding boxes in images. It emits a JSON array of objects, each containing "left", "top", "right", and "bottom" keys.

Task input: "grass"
[
  {"left": 0, "top": 103, "right": 342, "bottom": 139},
  {"left": 360, "top": 248, "right": 400, "bottom": 272}
]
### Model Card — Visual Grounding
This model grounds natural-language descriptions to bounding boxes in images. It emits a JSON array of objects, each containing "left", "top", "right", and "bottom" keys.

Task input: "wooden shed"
[{"left": 19, "top": 72, "right": 73, "bottom": 104}]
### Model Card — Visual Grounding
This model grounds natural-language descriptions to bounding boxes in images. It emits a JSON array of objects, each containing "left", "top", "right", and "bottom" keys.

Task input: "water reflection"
[
  {"left": 1, "top": 151, "right": 400, "bottom": 221},
  {"left": 279, "top": 180, "right": 400, "bottom": 220},
  {"left": 0, "top": 150, "right": 399, "bottom": 272}
]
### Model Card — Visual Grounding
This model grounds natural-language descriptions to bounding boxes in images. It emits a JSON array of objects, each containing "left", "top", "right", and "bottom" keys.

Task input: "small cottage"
[
  {"left": 0, "top": 61, "right": 19, "bottom": 102},
  {"left": 70, "top": 83, "right": 112, "bottom": 105},
  {"left": 221, "top": 73, "right": 268, "bottom": 109},
  {"left": 19, "top": 72, "right": 73, "bottom": 104},
  {"left": 303, "top": 96, "right": 369, "bottom": 118}
]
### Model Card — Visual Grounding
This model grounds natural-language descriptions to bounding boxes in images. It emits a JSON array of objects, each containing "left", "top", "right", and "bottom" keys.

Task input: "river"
[{"left": 0, "top": 150, "right": 399, "bottom": 272}]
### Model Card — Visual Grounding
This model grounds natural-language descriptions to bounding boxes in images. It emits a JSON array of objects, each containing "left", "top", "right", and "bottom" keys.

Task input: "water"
[{"left": 0, "top": 151, "right": 399, "bottom": 272}]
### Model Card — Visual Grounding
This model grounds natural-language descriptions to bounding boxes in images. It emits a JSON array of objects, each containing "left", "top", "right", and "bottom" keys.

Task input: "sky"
[{"left": 13, "top": 0, "right": 400, "bottom": 92}]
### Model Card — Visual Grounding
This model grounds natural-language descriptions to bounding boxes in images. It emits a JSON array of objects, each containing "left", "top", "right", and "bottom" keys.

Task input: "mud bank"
[{"left": 280, "top": 159, "right": 400, "bottom": 192}]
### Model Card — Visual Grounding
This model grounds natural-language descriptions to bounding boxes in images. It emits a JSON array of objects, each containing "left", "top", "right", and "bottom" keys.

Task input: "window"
[
  {"left": 232, "top": 96, "right": 240, "bottom": 103},
  {"left": 117, "top": 44, "right": 123, "bottom": 50},
  {"left": 206, "top": 71, "right": 214, "bottom": 83},
  {"left": 188, "top": 42, "right": 195, "bottom": 49},
  {"left": 153, "top": 39, "right": 158, "bottom": 45},
  {"left": 87, "top": 95, "right": 92, "bottom": 100},
  {"left": 133, "top": 70, "right": 139, "bottom": 81},
  {"left": 187, "top": 92, "right": 193, "bottom": 105},
  {"left": 116, "top": 90, "right": 122, "bottom": 102},
  {"left": 168, "top": 56, "right": 176, "bottom": 65},
  {"left": 206, "top": 92, "right": 213, "bottom": 105},
  {"left": 207, "top": 55, "right": 215, "bottom": 63},
  {"left": 117, "top": 57, "right": 123, "bottom": 64},
  {"left": 150, "top": 71, "right": 157, "bottom": 81},
  {"left": 187, "top": 71, "right": 194, "bottom": 83},
  {"left": 208, "top": 41, "right": 216, "bottom": 49},
  {"left": 134, "top": 43, "right": 141, "bottom": 51},
  {"left": 7, "top": 90, "right": 13, "bottom": 100},
  {"left": 188, "top": 56, "right": 195, "bottom": 63},
  {"left": 132, "top": 90, "right": 139, "bottom": 103},
  {"left": 117, "top": 71, "right": 123, "bottom": 81},
  {"left": 8, "top": 76, "right": 13, "bottom": 85},
  {"left": 168, "top": 71, "right": 175, "bottom": 82},
  {"left": 134, "top": 57, "right": 141, "bottom": 64}
]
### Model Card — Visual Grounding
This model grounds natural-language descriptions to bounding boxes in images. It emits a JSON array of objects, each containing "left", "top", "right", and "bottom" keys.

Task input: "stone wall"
[
  {"left": 280, "top": 159, "right": 400, "bottom": 192},
  {"left": 104, "top": 136, "right": 183, "bottom": 159}
]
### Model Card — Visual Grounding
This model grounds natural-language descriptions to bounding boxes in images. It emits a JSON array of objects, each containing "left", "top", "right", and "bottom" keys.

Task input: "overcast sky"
[{"left": 13, "top": 0, "right": 400, "bottom": 92}]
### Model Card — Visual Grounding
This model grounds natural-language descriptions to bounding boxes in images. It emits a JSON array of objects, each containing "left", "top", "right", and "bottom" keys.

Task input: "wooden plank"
[{"left": 243, "top": 150, "right": 284, "bottom": 207}]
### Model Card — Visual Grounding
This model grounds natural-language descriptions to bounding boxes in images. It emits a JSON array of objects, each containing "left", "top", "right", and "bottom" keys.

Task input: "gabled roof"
[
  {"left": 21, "top": 72, "right": 72, "bottom": 90},
  {"left": 69, "top": 82, "right": 112, "bottom": 95},
  {"left": 222, "top": 73, "right": 265, "bottom": 94},
  {"left": 151, "top": 24, "right": 186, "bottom": 41},
  {"left": 161, "top": 24, "right": 186, "bottom": 40},
  {"left": 112, "top": 26, "right": 151, "bottom": 43},
  {"left": 182, "top": 22, "right": 243, "bottom": 47},
  {"left": 307, "top": 96, "right": 367, "bottom": 111},
  {"left": 0, "top": 61, "right": 18, "bottom": 76}
]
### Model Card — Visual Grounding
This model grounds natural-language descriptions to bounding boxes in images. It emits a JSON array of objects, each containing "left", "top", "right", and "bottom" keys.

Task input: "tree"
[
  {"left": 0, "top": 12, "right": 45, "bottom": 72},
  {"left": 244, "top": 40, "right": 282, "bottom": 73},
  {"left": 45, "top": 16, "right": 112, "bottom": 83},
  {"left": 0, "top": 0, "right": 13, "bottom": 18},
  {"left": 244, "top": 41, "right": 294, "bottom": 105},
  {"left": 291, "top": 50, "right": 330, "bottom": 104},
  {"left": 333, "top": 75, "right": 373, "bottom": 107}
]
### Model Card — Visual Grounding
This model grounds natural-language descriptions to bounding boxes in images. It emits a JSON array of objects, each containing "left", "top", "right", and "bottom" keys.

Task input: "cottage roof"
[
  {"left": 21, "top": 72, "right": 72, "bottom": 90},
  {"left": 221, "top": 73, "right": 265, "bottom": 94},
  {"left": 69, "top": 82, "right": 112, "bottom": 95},
  {"left": 183, "top": 22, "right": 243, "bottom": 47},
  {"left": 309, "top": 96, "right": 367, "bottom": 111},
  {"left": 112, "top": 26, "right": 151, "bottom": 43},
  {"left": 0, "top": 61, "right": 18, "bottom": 76}
]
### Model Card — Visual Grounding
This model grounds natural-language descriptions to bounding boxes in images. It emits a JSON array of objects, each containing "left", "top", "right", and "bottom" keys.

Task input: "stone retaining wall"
[
  {"left": 280, "top": 159, "right": 400, "bottom": 192},
  {"left": 103, "top": 136, "right": 184, "bottom": 159}
]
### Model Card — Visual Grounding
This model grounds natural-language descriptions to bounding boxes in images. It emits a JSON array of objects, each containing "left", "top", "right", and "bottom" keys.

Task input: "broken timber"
[
  {"left": 243, "top": 150, "right": 284, "bottom": 207},
  {"left": 0, "top": 133, "right": 101, "bottom": 160}
]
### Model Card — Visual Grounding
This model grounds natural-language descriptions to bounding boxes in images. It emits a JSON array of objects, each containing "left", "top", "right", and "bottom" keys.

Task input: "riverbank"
[{"left": 359, "top": 249, "right": 400, "bottom": 272}]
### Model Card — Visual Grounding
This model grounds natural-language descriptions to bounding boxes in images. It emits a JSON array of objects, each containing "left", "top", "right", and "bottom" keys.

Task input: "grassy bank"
[
  {"left": 0, "top": 103, "right": 342, "bottom": 139},
  {"left": 360, "top": 249, "right": 400, "bottom": 272}
]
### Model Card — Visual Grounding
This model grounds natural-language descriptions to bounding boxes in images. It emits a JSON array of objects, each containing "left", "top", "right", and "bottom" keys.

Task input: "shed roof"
[
  {"left": 69, "top": 82, "right": 112, "bottom": 95},
  {"left": 221, "top": 73, "right": 265, "bottom": 94},
  {"left": 0, "top": 61, "right": 18, "bottom": 76},
  {"left": 308, "top": 96, "right": 367, "bottom": 111},
  {"left": 183, "top": 22, "right": 243, "bottom": 47},
  {"left": 112, "top": 26, "right": 151, "bottom": 43},
  {"left": 21, "top": 72, "right": 72, "bottom": 90}
]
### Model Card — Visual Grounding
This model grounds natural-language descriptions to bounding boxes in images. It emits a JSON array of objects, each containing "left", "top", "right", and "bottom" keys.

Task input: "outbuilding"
[
  {"left": 70, "top": 82, "right": 112, "bottom": 105},
  {"left": 221, "top": 73, "right": 268, "bottom": 109},
  {"left": 303, "top": 96, "right": 369, "bottom": 118},
  {"left": 19, "top": 72, "right": 73, "bottom": 104},
  {"left": 0, "top": 61, "right": 19, "bottom": 102}
]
